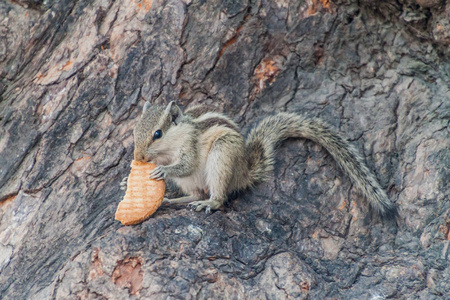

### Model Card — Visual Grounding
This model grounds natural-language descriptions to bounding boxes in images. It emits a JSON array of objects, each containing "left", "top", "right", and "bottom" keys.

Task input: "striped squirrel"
[{"left": 123, "top": 101, "right": 397, "bottom": 218}]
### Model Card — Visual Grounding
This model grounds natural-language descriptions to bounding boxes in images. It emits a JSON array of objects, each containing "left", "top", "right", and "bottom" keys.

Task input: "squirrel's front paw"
[
  {"left": 120, "top": 176, "right": 128, "bottom": 190},
  {"left": 149, "top": 166, "right": 166, "bottom": 180}
]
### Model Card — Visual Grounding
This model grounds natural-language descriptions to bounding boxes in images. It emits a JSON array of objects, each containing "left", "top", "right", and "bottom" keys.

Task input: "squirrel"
[{"left": 123, "top": 101, "right": 397, "bottom": 218}]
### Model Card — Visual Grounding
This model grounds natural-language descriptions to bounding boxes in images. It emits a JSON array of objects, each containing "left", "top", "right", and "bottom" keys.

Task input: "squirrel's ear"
[
  {"left": 165, "top": 101, "right": 183, "bottom": 125},
  {"left": 142, "top": 101, "right": 151, "bottom": 114}
]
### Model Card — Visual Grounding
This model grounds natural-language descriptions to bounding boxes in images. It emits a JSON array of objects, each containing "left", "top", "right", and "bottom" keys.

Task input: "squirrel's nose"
[{"left": 134, "top": 150, "right": 146, "bottom": 162}]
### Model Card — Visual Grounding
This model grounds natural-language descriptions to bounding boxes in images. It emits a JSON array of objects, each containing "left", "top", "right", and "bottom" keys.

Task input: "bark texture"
[{"left": 1, "top": 0, "right": 449, "bottom": 299}]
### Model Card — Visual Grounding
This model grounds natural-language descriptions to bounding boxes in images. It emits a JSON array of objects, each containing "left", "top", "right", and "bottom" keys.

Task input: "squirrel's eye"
[{"left": 153, "top": 129, "right": 162, "bottom": 140}]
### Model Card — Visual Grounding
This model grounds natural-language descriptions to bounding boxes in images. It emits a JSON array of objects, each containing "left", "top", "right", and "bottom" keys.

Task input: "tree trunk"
[{"left": 1, "top": 0, "right": 449, "bottom": 298}]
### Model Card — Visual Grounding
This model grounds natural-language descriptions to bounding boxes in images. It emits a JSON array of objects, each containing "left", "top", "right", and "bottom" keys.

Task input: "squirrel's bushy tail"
[{"left": 245, "top": 113, "right": 397, "bottom": 218}]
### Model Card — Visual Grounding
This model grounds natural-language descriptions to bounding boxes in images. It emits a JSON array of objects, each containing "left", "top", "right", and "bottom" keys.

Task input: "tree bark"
[{"left": 0, "top": 0, "right": 449, "bottom": 298}]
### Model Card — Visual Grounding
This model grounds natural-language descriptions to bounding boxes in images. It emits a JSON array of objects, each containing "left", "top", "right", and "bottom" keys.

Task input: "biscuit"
[{"left": 115, "top": 161, "right": 165, "bottom": 225}]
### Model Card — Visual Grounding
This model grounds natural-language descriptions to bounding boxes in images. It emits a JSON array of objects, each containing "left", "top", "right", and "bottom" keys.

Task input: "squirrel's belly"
[{"left": 172, "top": 170, "right": 208, "bottom": 197}]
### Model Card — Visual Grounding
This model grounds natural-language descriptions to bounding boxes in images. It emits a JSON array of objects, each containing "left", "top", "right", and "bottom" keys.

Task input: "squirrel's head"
[{"left": 134, "top": 101, "right": 184, "bottom": 163}]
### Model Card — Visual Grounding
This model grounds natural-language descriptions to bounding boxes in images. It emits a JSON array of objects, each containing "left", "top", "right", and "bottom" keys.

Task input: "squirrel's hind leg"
[{"left": 188, "top": 134, "right": 241, "bottom": 213}]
